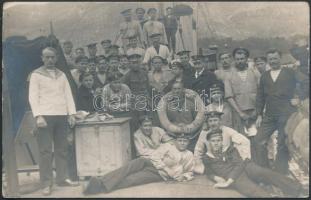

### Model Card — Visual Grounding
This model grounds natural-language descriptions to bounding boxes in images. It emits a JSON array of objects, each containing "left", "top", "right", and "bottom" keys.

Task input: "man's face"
[
  {"left": 63, "top": 44, "right": 73, "bottom": 55},
  {"left": 75, "top": 49, "right": 85, "bottom": 57},
  {"left": 77, "top": 60, "right": 89, "bottom": 71},
  {"left": 88, "top": 47, "right": 97, "bottom": 57},
  {"left": 98, "top": 60, "right": 107, "bottom": 72},
  {"left": 101, "top": 43, "right": 111, "bottom": 50},
  {"left": 220, "top": 54, "right": 232, "bottom": 69},
  {"left": 166, "top": 8, "right": 172, "bottom": 15},
  {"left": 267, "top": 52, "right": 281, "bottom": 70},
  {"left": 171, "top": 82, "right": 184, "bottom": 98},
  {"left": 152, "top": 57, "right": 163, "bottom": 71},
  {"left": 255, "top": 60, "right": 267, "bottom": 74},
  {"left": 175, "top": 137, "right": 190, "bottom": 151},
  {"left": 123, "top": 13, "right": 132, "bottom": 21},
  {"left": 207, "top": 117, "right": 221, "bottom": 130},
  {"left": 88, "top": 63, "right": 97, "bottom": 73},
  {"left": 82, "top": 75, "right": 94, "bottom": 89},
  {"left": 129, "top": 56, "right": 141, "bottom": 71},
  {"left": 141, "top": 121, "right": 153, "bottom": 137},
  {"left": 234, "top": 53, "right": 248, "bottom": 70},
  {"left": 136, "top": 10, "right": 145, "bottom": 20},
  {"left": 151, "top": 36, "right": 161, "bottom": 46},
  {"left": 209, "top": 136, "right": 223, "bottom": 153},
  {"left": 129, "top": 38, "right": 138, "bottom": 48},
  {"left": 110, "top": 81, "right": 122, "bottom": 92},
  {"left": 193, "top": 60, "right": 204, "bottom": 71},
  {"left": 179, "top": 54, "right": 190, "bottom": 64},
  {"left": 149, "top": 10, "right": 157, "bottom": 20},
  {"left": 171, "top": 64, "right": 183, "bottom": 76},
  {"left": 109, "top": 59, "right": 119, "bottom": 69},
  {"left": 42, "top": 49, "right": 57, "bottom": 68},
  {"left": 120, "top": 57, "right": 129, "bottom": 67}
]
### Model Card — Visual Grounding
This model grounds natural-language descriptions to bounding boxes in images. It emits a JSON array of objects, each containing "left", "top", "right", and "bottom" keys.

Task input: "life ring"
[{"left": 157, "top": 89, "right": 205, "bottom": 135}]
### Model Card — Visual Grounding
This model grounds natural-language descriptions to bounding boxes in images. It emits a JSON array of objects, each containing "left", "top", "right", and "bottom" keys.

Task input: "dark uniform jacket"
[
  {"left": 76, "top": 85, "right": 96, "bottom": 113},
  {"left": 163, "top": 15, "right": 178, "bottom": 31},
  {"left": 182, "top": 62, "right": 195, "bottom": 89},
  {"left": 256, "top": 67, "right": 308, "bottom": 117},
  {"left": 202, "top": 145, "right": 248, "bottom": 181},
  {"left": 191, "top": 69, "right": 219, "bottom": 105}
]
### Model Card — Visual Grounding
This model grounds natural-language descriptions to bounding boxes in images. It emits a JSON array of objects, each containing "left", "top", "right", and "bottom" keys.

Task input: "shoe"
[
  {"left": 42, "top": 186, "right": 52, "bottom": 196},
  {"left": 83, "top": 177, "right": 105, "bottom": 195},
  {"left": 57, "top": 178, "right": 80, "bottom": 187}
]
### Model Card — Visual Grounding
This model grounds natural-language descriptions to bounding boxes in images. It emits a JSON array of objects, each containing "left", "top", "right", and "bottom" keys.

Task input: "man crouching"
[
  {"left": 202, "top": 129, "right": 307, "bottom": 197},
  {"left": 82, "top": 133, "right": 194, "bottom": 195}
]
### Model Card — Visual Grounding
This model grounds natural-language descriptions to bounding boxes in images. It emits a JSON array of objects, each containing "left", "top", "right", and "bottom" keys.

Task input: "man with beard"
[
  {"left": 194, "top": 111, "right": 250, "bottom": 174},
  {"left": 224, "top": 47, "right": 261, "bottom": 134},
  {"left": 106, "top": 54, "right": 123, "bottom": 81},
  {"left": 190, "top": 55, "right": 219, "bottom": 106},
  {"left": 215, "top": 52, "right": 235, "bottom": 81},
  {"left": 134, "top": 116, "right": 173, "bottom": 158},
  {"left": 176, "top": 50, "right": 194, "bottom": 89},
  {"left": 83, "top": 132, "right": 195, "bottom": 195},
  {"left": 253, "top": 48, "right": 308, "bottom": 175},
  {"left": 121, "top": 53, "right": 151, "bottom": 133}
]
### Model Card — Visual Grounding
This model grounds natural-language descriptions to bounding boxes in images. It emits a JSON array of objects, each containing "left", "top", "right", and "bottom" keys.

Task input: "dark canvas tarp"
[{"left": 3, "top": 35, "right": 77, "bottom": 136}]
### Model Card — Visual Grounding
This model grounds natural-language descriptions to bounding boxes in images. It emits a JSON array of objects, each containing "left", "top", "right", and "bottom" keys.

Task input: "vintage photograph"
[{"left": 2, "top": 1, "right": 309, "bottom": 198}]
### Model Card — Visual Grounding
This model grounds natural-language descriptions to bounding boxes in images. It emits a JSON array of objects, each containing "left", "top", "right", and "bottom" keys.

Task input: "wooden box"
[{"left": 75, "top": 117, "right": 132, "bottom": 178}]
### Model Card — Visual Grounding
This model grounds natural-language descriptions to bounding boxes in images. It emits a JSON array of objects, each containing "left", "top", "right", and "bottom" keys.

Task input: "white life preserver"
[{"left": 157, "top": 89, "right": 205, "bottom": 135}]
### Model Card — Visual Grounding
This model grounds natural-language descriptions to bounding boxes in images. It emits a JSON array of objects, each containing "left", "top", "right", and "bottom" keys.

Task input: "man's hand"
[
  {"left": 290, "top": 98, "right": 300, "bottom": 107},
  {"left": 255, "top": 115, "right": 262, "bottom": 128},
  {"left": 36, "top": 116, "right": 47, "bottom": 128},
  {"left": 68, "top": 115, "right": 76, "bottom": 128},
  {"left": 239, "top": 111, "right": 249, "bottom": 121},
  {"left": 214, "top": 176, "right": 226, "bottom": 183}
]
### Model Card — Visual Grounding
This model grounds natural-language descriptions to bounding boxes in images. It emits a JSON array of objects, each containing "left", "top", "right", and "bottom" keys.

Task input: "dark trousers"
[
  {"left": 89, "top": 158, "right": 163, "bottom": 194},
  {"left": 166, "top": 29, "right": 177, "bottom": 53},
  {"left": 232, "top": 162, "right": 301, "bottom": 197},
  {"left": 253, "top": 114, "right": 291, "bottom": 174},
  {"left": 67, "top": 128, "right": 78, "bottom": 181},
  {"left": 36, "top": 116, "right": 69, "bottom": 188}
]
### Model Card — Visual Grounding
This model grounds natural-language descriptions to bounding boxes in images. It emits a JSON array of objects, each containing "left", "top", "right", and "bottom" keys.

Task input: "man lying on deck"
[
  {"left": 82, "top": 133, "right": 194, "bottom": 195},
  {"left": 201, "top": 128, "right": 307, "bottom": 198}
]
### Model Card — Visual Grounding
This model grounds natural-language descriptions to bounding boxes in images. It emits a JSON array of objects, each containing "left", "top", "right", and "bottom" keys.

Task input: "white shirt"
[
  {"left": 143, "top": 44, "right": 170, "bottom": 64},
  {"left": 29, "top": 67, "right": 76, "bottom": 117},
  {"left": 270, "top": 69, "right": 281, "bottom": 82}
]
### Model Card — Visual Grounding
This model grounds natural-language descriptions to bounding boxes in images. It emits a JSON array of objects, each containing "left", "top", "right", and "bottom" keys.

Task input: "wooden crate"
[{"left": 75, "top": 117, "right": 132, "bottom": 178}]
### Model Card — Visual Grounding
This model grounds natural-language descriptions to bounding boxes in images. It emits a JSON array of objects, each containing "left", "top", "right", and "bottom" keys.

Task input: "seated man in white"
[
  {"left": 134, "top": 116, "right": 173, "bottom": 158},
  {"left": 82, "top": 133, "right": 195, "bottom": 195},
  {"left": 143, "top": 32, "right": 170, "bottom": 66},
  {"left": 194, "top": 111, "right": 251, "bottom": 174}
]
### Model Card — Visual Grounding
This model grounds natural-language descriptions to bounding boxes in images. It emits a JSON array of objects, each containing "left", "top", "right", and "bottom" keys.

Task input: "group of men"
[{"left": 27, "top": 6, "right": 309, "bottom": 197}]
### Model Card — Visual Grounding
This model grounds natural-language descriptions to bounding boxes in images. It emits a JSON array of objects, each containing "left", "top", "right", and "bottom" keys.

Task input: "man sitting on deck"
[
  {"left": 82, "top": 133, "right": 195, "bottom": 195},
  {"left": 134, "top": 116, "right": 173, "bottom": 158},
  {"left": 201, "top": 129, "right": 306, "bottom": 198}
]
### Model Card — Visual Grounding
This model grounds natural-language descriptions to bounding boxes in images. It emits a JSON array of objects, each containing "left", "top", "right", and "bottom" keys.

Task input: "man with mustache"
[{"left": 224, "top": 47, "right": 261, "bottom": 134}]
